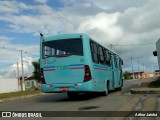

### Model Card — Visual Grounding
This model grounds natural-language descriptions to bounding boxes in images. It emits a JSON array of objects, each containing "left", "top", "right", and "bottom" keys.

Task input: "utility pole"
[
  {"left": 143, "top": 63, "right": 145, "bottom": 72},
  {"left": 110, "top": 44, "right": 113, "bottom": 49},
  {"left": 137, "top": 61, "right": 140, "bottom": 79},
  {"left": 17, "top": 62, "right": 21, "bottom": 91},
  {"left": 14, "top": 70, "right": 16, "bottom": 78},
  {"left": 154, "top": 65, "right": 157, "bottom": 77},
  {"left": 20, "top": 50, "right": 25, "bottom": 91},
  {"left": 131, "top": 57, "right": 135, "bottom": 79},
  {"left": 146, "top": 64, "right": 148, "bottom": 72}
]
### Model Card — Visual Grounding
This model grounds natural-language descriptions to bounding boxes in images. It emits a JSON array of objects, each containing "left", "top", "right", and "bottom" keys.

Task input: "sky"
[{"left": 0, "top": 0, "right": 160, "bottom": 78}]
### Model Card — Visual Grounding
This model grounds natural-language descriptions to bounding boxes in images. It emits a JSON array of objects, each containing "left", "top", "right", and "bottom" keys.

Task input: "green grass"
[
  {"left": 0, "top": 88, "right": 41, "bottom": 99},
  {"left": 148, "top": 77, "right": 160, "bottom": 88}
]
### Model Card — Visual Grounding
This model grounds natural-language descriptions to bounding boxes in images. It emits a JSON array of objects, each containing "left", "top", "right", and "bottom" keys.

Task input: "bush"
[
  {"left": 34, "top": 87, "right": 40, "bottom": 91},
  {"left": 148, "top": 77, "right": 160, "bottom": 88}
]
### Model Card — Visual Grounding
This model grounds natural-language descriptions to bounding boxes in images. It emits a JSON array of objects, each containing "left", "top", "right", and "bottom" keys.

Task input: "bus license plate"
[{"left": 60, "top": 87, "right": 69, "bottom": 91}]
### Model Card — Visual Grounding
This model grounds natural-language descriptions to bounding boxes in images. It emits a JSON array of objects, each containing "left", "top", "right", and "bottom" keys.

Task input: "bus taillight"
[
  {"left": 40, "top": 68, "right": 46, "bottom": 84},
  {"left": 84, "top": 65, "right": 92, "bottom": 82}
]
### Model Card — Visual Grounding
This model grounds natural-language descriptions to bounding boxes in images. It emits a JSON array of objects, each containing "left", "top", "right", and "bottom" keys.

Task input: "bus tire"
[
  {"left": 67, "top": 92, "right": 79, "bottom": 98},
  {"left": 117, "top": 86, "right": 122, "bottom": 91},
  {"left": 117, "top": 79, "right": 123, "bottom": 91},
  {"left": 102, "top": 82, "right": 109, "bottom": 96}
]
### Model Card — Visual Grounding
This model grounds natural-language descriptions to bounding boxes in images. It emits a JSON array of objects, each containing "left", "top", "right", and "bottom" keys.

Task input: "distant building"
[
  {"left": 142, "top": 72, "right": 155, "bottom": 78},
  {"left": 25, "top": 76, "right": 39, "bottom": 89},
  {"left": 131, "top": 72, "right": 144, "bottom": 79},
  {"left": 130, "top": 71, "right": 159, "bottom": 79},
  {"left": 0, "top": 78, "right": 19, "bottom": 93}
]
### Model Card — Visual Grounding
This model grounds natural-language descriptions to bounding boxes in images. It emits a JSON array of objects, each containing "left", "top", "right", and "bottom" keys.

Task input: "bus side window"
[
  {"left": 119, "top": 59, "right": 121, "bottom": 68},
  {"left": 44, "top": 46, "right": 50, "bottom": 56},
  {"left": 90, "top": 42, "right": 94, "bottom": 62},
  {"left": 98, "top": 46, "right": 105, "bottom": 65},
  {"left": 120, "top": 58, "right": 123, "bottom": 65},
  {"left": 90, "top": 41, "right": 99, "bottom": 63},
  {"left": 117, "top": 58, "right": 119, "bottom": 68},
  {"left": 108, "top": 51, "right": 111, "bottom": 66},
  {"left": 104, "top": 49, "right": 111, "bottom": 66},
  {"left": 51, "top": 48, "right": 55, "bottom": 56},
  {"left": 114, "top": 56, "right": 118, "bottom": 68}
]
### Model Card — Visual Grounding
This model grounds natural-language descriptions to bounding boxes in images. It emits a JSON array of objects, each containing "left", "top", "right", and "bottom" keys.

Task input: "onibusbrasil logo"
[{"left": 2, "top": 112, "right": 42, "bottom": 118}]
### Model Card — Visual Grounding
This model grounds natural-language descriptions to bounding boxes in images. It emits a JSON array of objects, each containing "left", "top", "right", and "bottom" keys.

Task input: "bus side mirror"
[
  {"left": 121, "top": 60, "right": 123, "bottom": 65},
  {"left": 153, "top": 51, "right": 157, "bottom": 56}
]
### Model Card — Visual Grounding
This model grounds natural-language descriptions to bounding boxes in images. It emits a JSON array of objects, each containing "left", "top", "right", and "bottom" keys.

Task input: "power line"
[
  {"left": 41, "top": 4, "right": 73, "bottom": 25},
  {"left": 0, "top": 46, "right": 39, "bottom": 57},
  {"left": 0, "top": 46, "right": 20, "bottom": 53},
  {"left": 114, "top": 43, "right": 155, "bottom": 47}
]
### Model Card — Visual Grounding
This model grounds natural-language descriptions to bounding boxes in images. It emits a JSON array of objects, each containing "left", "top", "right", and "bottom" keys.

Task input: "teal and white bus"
[{"left": 40, "top": 33, "right": 123, "bottom": 98}]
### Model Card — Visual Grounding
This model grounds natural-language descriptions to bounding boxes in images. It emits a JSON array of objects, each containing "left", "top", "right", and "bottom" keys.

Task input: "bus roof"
[
  {"left": 42, "top": 33, "right": 118, "bottom": 56},
  {"left": 43, "top": 33, "right": 83, "bottom": 41}
]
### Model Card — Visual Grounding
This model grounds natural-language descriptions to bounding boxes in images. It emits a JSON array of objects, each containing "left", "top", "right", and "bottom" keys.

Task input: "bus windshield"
[{"left": 43, "top": 38, "right": 83, "bottom": 58}]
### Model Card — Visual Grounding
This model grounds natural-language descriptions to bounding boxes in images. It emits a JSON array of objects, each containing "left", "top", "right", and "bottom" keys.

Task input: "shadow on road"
[
  {"left": 37, "top": 90, "right": 121, "bottom": 103},
  {"left": 37, "top": 93, "right": 103, "bottom": 102}
]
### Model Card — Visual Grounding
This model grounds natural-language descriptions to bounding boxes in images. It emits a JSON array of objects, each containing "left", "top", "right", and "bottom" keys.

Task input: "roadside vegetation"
[
  {"left": 123, "top": 71, "right": 132, "bottom": 80},
  {"left": 148, "top": 77, "right": 160, "bottom": 88},
  {"left": 32, "top": 61, "right": 41, "bottom": 82},
  {"left": 0, "top": 88, "right": 41, "bottom": 100}
]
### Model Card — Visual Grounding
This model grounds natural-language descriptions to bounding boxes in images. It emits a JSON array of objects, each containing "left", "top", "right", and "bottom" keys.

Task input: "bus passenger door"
[
  {"left": 116, "top": 57, "right": 121, "bottom": 86},
  {"left": 111, "top": 55, "right": 117, "bottom": 88}
]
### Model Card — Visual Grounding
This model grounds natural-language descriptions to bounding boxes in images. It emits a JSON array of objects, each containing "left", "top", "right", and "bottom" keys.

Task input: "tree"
[
  {"left": 32, "top": 61, "right": 41, "bottom": 82},
  {"left": 123, "top": 71, "right": 131, "bottom": 80}
]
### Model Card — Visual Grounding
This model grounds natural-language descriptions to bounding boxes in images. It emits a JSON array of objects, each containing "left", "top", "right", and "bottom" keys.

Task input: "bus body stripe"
[
  {"left": 94, "top": 64, "right": 108, "bottom": 69},
  {"left": 43, "top": 66, "right": 55, "bottom": 69},
  {"left": 69, "top": 67, "right": 84, "bottom": 70},
  {"left": 95, "top": 67, "right": 107, "bottom": 71},
  {"left": 43, "top": 64, "right": 85, "bottom": 71},
  {"left": 69, "top": 64, "right": 84, "bottom": 67},
  {"left": 43, "top": 69, "right": 56, "bottom": 71},
  {"left": 69, "top": 64, "right": 84, "bottom": 70}
]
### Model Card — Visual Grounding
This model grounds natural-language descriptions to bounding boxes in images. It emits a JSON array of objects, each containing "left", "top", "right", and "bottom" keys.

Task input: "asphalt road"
[{"left": 0, "top": 78, "right": 155, "bottom": 120}]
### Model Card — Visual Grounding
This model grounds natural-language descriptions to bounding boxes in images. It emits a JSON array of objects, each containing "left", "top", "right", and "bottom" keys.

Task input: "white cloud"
[
  {"left": 0, "top": 1, "right": 19, "bottom": 13},
  {"left": 78, "top": 12, "right": 123, "bottom": 44},
  {"left": 0, "top": 1, "right": 32, "bottom": 14},
  {"left": 0, "top": 57, "right": 34, "bottom": 78},
  {"left": 0, "top": 0, "right": 160, "bottom": 73},
  {"left": 118, "top": 3, "right": 160, "bottom": 33},
  {"left": 0, "top": 40, "right": 39, "bottom": 78},
  {"left": 0, "top": 36, "right": 13, "bottom": 42},
  {"left": 72, "top": 0, "right": 159, "bottom": 72},
  {"left": 0, "top": 4, "right": 66, "bottom": 35},
  {"left": 35, "top": 0, "right": 48, "bottom": 4},
  {"left": 92, "top": 1, "right": 110, "bottom": 10}
]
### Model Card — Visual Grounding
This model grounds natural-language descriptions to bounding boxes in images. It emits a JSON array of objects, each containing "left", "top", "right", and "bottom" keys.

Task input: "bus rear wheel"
[
  {"left": 117, "top": 86, "right": 122, "bottom": 91},
  {"left": 67, "top": 92, "right": 79, "bottom": 98},
  {"left": 102, "top": 82, "right": 109, "bottom": 96}
]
